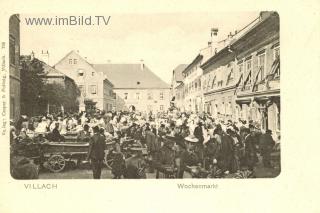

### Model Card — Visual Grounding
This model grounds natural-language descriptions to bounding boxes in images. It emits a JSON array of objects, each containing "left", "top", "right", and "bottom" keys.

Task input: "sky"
[{"left": 20, "top": 12, "right": 260, "bottom": 84}]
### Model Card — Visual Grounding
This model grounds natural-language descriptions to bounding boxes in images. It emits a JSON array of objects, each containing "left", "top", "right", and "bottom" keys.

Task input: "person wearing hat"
[
  {"left": 203, "top": 129, "right": 221, "bottom": 170},
  {"left": 193, "top": 120, "right": 205, "bottom": 165},
  {"left": 243, "top": 127, "right": 258, "bottom": 171},
  {"left": 144, "top": 125, "right": 160, "bottom": 173},
  {"left": 87, "top": 126, "right": 106, "bottom": 179},
  {"left": 259, "top": 129, "right": 275, "bottom": 168},
  {"left": 176, "top": 136, "right": 201, "bottom": 178},
  {"left": 124, "top": 147, "right": 147, "bottom": 179},
  {"left": 154, "top": 135, "right": 176, "bottom": 178}
]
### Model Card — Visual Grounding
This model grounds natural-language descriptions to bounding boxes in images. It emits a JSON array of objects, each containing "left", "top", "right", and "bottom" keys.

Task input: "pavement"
[{"left": 39, "top": 155, "right": 280, "bottom": 179}]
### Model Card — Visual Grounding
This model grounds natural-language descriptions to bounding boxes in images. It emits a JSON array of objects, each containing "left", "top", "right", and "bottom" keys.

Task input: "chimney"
[
  {"left": 39, "top": 50, "right": 49, "bottom": 64},
  {"left": 140, "top": 59, "right": 144, "bottom": 70},
  {"left": 210, "top": 28, "right": 218, "bottom": 56},
  {"left": 30, "top": 51, "right": 35, "bottom": 60},
  {"left": 260, "top": 11, "right": 272, "bottom": 20}
]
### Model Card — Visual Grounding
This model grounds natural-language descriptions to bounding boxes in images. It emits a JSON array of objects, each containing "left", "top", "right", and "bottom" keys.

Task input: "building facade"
[
  {"left": 182, "top": 54, "right": 205, "bottom": 113},
  {"left": 54, "top": 51, "right": 115, "bottom": 112},
  {"left": 202, "top": 49, "right": 239, "bottom": 121},
  {"left": 201, "top": 11, "right": 280, "bottom": 139},
  {"left": 174, "top": 82, "right": 185, "bottom": 110},
  {"left": 9, "top": 14, "right": 20, "bottom": 121},
  {"left": 233, "top": 12, "right": 280, "bottom": 138},
  {"left": 170, "top": 64, "right": 187, "bottom": 97},
  {"left": 93, "top": 63, "right": 170, "bottom": 112}
]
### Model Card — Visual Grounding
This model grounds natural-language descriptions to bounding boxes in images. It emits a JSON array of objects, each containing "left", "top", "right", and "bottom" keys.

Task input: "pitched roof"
[
  {"left": 93, "top": 64, "right": 170, "bottom": 89},
  {"left": 182, "top": 54, "right": 203, "bottom": 74},
  {"left": 172, "top": 64, "right": 187, "bottom": 82},
  {"left": 42, "top": 62, "right": 65, "bottom": 77}
]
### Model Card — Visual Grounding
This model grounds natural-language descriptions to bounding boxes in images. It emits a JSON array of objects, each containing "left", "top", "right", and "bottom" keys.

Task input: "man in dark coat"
[
  {"left": 145, "top": 126, "right": 160, "bottom": 173},
  {"left": 154, "top": 135, "right": 176, "bottom": 178},
  {"left": 243, "top": 128, "right": 258, "bottom": 171},
  {"left": 193, "top": 121, "right": 205, "bottom": 164},
  {"left": 87, "top": 126, "right": 106, "bottom": 179},
  {"left": 259, "top": 129, "right": 275, "bottom": 168},
  {"left": 220, "top": 129, "right": 235, "bottom": 173}
]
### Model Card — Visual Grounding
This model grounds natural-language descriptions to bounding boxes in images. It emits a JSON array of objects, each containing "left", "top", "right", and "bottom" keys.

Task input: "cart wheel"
[
  {"left": 47, "top": 155, "right": 66, "bottom": 173},
  {"left": 104, "top": 152, "right": 115, "bottom": 169}
]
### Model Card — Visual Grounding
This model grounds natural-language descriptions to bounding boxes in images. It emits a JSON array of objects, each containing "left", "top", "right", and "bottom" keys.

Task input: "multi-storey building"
[
  {"left": 93, "top": 63, "right": 170, "bottom": 112},
  {"left": 9, "top": 14, "right": 20, "bottom": 121},
  {"left": 202, "top": 11, "right": 280, "bottom": 138},
  {"left": 233, "top": 12, "right": 280, "bottom": 138},
  {"left": 182, "top": 54, "right": 205, "bottom": 113},
  {"left": 170, "top": 64, "right": 187, "bottom": 110},
  {"left": 54, "top": 50, "right": 115, "bottom": 112},
  {"left": 202, "top": 49, "right": 238, "bottom": 120}
]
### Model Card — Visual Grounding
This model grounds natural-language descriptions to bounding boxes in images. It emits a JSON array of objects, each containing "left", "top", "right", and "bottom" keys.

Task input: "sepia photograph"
[{"left": 9, "top": 11, "right": 280, "bottom": 179}]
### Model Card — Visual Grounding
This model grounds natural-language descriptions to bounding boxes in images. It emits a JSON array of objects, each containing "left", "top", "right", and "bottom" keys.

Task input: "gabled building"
[
  {"left": 54, "top": 50, "right": 115, "bottom": 112},
  {"left": 93, "top": 63, "right": 170, "bottom": 112},
  {"left": 170, "top": 64, "right": 187, "bottom": 109}
]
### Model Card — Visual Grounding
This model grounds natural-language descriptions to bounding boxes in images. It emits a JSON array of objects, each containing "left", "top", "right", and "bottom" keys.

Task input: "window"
[
  {"left": 211, "top": 76, "right": 216, "bottom": 89},
  {"left": 9, "top": 36, "right": 15, "bottom": 65},
  {"left": 159, "top": 92, "right": 164, "bottom": 100},
  {"left": 136, "top": 93, "right": 140, "bottom": 100},
  {"left": 124, "top": 93, "right": 128, "bottom": 100},
  {"left": 258, "top": 54, "right": 266, "bottom": 81},
  {"left": 73, "top": 59, "right": 77, "bottom": 64},
  {"left": 69, "top": 59, "right": 73, "bottom": 64},
  {"left": 246, "top": 59, "right": 252, "bottom": 84},
  {"left": 239, "top": 63, "right": 244, "bottom": 84},
  {"left": 90, "top": 85, "right": 97, "bottom": 94},
  {"left": 92, "top": 72, "right": 95, "bottom": 76},
  {"left": 147, "top": 92, "right": 153, "bottom": 100},
  {"left": 160, "top": 105, "right": 164, "bottom": 111},
  {"left": 274, "top": 46, "right": 280, "bottom": 60},
  {"left": 10, "top": 97, "right": 15, "bottom": 119},
  {"left": 229, "top": 69, "right": 234, "bottom": 81}
]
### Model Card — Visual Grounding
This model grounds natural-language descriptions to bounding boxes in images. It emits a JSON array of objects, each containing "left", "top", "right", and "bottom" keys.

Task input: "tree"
[
  {"left": 41, "top": 81, "right": 80, "bottom": 113},
  {"left": 20, "top": 56, "right": 46, "bottom": 116}
]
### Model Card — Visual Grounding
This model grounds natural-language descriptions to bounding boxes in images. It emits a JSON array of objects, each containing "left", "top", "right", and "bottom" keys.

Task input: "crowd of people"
[{"left": 10, "top": 104, "right": 279, "bottom": 179}]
